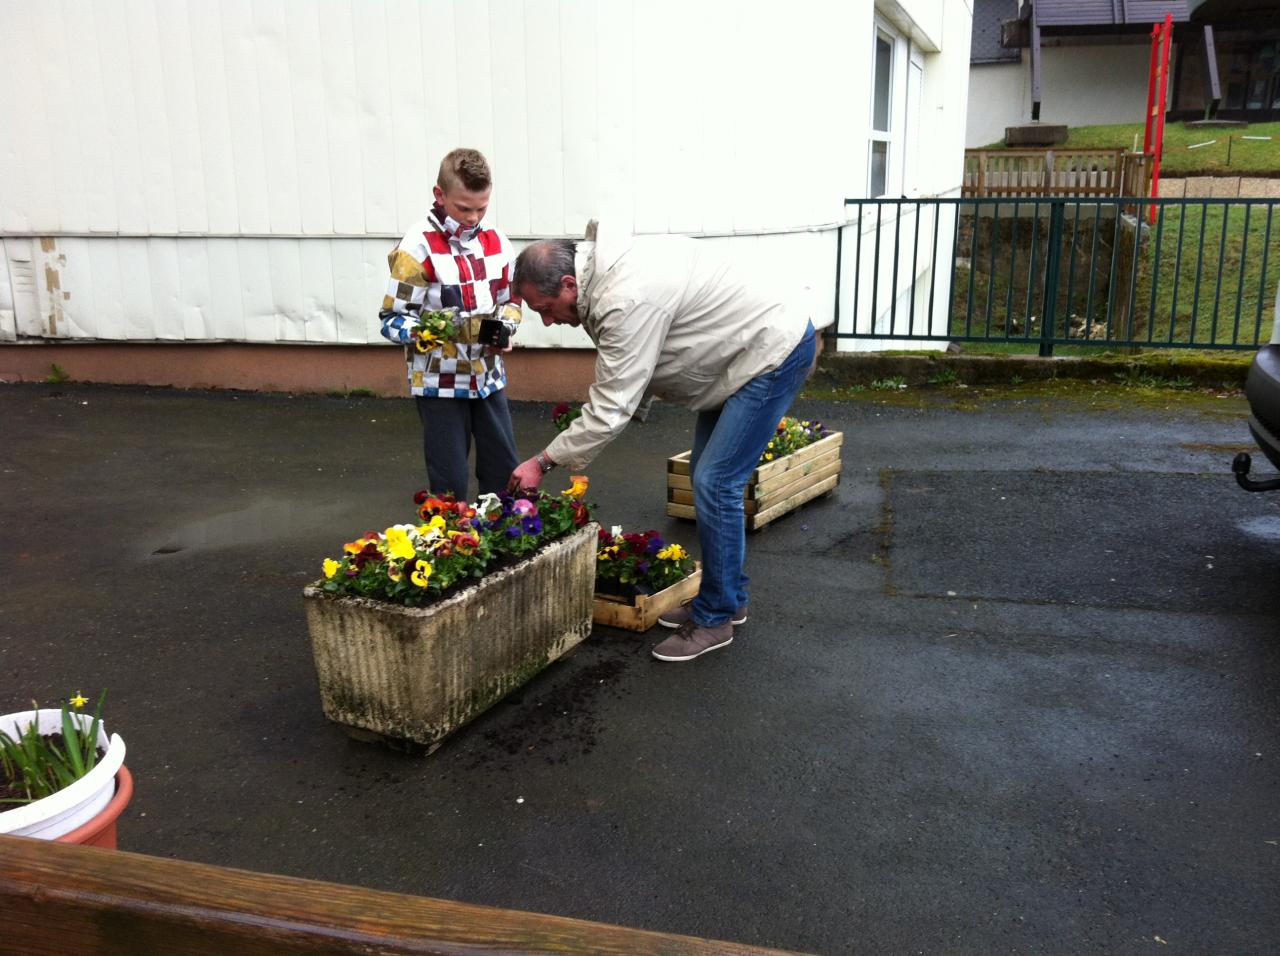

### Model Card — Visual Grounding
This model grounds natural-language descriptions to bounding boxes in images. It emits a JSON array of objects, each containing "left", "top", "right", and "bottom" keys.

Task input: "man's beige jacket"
[{"left": 544, "top": 225, "right": 811, "bottom": 470}]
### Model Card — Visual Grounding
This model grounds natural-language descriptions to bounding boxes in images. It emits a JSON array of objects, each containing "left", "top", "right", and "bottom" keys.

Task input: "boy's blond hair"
[{"left": 437, "top": 148, "right": 492, "bottom": 193}]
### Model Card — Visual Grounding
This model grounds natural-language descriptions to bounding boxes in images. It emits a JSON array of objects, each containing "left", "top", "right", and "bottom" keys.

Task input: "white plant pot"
[{"left": 0, "top": 709, "right": 126, "bottom": 840}]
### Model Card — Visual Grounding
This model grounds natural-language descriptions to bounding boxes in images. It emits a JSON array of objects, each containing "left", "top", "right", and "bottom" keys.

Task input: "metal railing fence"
[{"left": 832, "top": 196, "right": 1278, "bottom": 354}]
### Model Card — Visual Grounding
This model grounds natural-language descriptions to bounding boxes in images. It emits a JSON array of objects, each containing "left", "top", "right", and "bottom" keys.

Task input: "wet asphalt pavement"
[{"left": 2, "top": 381, "right": 1279, "bottom": 954}]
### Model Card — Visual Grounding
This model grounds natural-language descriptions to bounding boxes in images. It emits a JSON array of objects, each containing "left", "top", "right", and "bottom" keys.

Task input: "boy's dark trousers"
[{"left": 415, "top": 392, "right": 519, "bottom": 500}]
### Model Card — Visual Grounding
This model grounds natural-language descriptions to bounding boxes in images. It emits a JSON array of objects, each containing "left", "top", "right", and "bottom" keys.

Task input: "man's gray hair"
[{"left": 514, "top": 239, "right": 577, "bottom": 296}]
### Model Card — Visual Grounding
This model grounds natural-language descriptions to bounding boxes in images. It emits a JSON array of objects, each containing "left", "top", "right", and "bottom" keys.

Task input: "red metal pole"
[
  {"left": 1143, "top": 23, "right": 1160, "bottom": 156},
  {"left": 1149, "top": 13, "right": 1173, "bottom": 219}
]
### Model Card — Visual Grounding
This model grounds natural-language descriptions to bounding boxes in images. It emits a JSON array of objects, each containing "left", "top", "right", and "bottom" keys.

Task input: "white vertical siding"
[
  {"left": 0, "top": 240, "right": 16, "bottom": 341},
  {"left": 0, "top": 0, "right": 971, "bottom": 349}
]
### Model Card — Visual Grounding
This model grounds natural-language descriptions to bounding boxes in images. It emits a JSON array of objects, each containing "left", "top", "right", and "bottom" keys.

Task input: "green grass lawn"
[
  {"left": 983, "top": 121, "right": 1280, "bottom": 176},
  {"left": 1135, "top": 203, "right": 1277, "bottom": 344},
  {"left": 949, "top": 203, "right": 1277, "bottom": 349}
]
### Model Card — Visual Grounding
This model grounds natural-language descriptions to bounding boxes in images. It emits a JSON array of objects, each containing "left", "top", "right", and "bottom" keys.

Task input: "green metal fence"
[{"left": 833, "top": 197, "right": 1279, "bottom": 353}]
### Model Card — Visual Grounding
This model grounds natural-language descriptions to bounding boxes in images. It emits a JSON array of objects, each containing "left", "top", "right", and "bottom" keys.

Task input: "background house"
[
  {"left": 1175, "top": 0, "right": 1280, "bottom": 121},
  {"left": 966, "top": 1, "right": 1189, "bottom": 149},
  {"left": 967, "top": 0, "right": 1280, "bottom": 149},
  {"left": 0, "top": 0, "right": 974, "bottom": 397}
]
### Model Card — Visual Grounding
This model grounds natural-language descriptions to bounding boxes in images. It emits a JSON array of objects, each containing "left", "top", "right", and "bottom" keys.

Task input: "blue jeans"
[{"left": 689, "top": 322, "right": 817, "bottom": 627}]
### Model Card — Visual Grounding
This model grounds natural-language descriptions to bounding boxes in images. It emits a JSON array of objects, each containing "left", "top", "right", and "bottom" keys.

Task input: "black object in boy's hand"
[{"left": 477, "top": 318, "right": 511, "bottom": 349}]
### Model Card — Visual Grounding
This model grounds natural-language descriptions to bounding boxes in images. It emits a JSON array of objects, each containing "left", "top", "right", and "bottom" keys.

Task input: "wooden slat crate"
[
  {"left": 666, "top": 432, "right": 842, "bottom": 530},
  {"left": 593, "top": 566, "right": 702, "bottom": 632}
]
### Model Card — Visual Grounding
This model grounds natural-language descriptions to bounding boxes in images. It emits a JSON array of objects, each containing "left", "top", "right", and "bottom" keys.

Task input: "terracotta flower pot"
[
  {"left": 54, "top": 765, "right": 133, "bottom": 848},
  {"left": 0, "top": 709, "right": 129, "bottom": 845}
]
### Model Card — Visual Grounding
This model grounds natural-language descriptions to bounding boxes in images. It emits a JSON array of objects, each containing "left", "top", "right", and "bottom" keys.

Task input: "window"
[
  {"left": 867, "top": 19, "right": 920, "bottom": 198},
  {"left": 869, "top": 31, "right": 894, "bottom": 197}
]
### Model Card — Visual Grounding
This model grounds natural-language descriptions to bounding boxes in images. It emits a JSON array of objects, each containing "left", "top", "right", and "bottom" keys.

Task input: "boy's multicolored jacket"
[{"left": 378, "top": 204, "right": 521, "bottom": 399}]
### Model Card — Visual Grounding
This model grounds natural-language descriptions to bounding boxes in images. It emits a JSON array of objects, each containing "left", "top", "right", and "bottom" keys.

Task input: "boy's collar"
[{"left": 429, "top": 202, "right": 483, "bottom": 241}]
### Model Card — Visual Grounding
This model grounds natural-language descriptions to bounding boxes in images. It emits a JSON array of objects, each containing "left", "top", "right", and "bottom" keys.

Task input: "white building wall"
[
  {"left": 0, "top": 0, "right": 973, "bottom": 350},
  {"left": 966, "top": 41, "right": 1160, "bottom": 148},
  {"left": 833, "top": 0, "right": 973, "bottom": 350}
]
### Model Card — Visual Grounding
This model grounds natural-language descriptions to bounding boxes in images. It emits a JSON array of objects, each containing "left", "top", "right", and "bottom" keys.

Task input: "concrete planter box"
[
  {"left": 303, "top": 523, "right": 598, "bottom": 752},
  {"left": 666, "top": 431, "right": 843, "bottom": 531}
]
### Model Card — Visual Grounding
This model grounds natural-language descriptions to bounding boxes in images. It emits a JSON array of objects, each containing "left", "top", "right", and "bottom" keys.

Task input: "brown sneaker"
[
  {"left": 657, "top": 602, "right": 748, "bottom": 629},
  {"left": 651, "top": 621, "right": 734, "bottom": 662}
]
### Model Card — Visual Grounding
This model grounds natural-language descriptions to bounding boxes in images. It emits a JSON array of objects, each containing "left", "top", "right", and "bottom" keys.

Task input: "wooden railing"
[
  {"left": 963, "top": 148, "right": 1152, "bottom": 199},
  {"left": 0, "top": 837, "right": 810, "bottom": 955}
]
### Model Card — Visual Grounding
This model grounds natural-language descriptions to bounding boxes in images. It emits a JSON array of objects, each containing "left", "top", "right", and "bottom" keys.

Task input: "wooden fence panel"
[{"left": 963, "top": 149, "right": 1152, "bottom": 199}]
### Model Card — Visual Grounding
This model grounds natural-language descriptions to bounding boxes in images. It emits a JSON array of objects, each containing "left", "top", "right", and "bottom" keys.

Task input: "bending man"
[{"left": 510, "top": 223, "right": 816, "bottom": 663}]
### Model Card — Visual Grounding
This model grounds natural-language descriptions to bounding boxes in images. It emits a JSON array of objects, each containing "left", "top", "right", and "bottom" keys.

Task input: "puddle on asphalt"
[
  {"left": 146, "top": 498, "right": 348, "bottom": 556},
  {"left": 1237, "top": 515, "right": 1280, "bottom": 543}
]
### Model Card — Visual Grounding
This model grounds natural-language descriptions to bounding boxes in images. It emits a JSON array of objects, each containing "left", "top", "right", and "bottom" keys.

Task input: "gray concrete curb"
[{"left": 813, "top": 351, "right": 1252, "bottom": 389}]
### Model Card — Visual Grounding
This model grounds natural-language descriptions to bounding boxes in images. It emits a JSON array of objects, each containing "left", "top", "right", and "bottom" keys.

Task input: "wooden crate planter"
[
  {"left": 666, "top": 431, "right": 843, "bottom": 531},
  {"left": 303, "top": 523, "right": 598, "bottom": 752},
  {"left": 592, "top": 565, "right": 701, "bottom": 632}
]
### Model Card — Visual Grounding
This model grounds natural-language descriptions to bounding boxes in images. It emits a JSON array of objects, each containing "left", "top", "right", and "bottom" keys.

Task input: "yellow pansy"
[
  {"left": 384, "top": 527, "right": 416, "bottom": 561},
  {"left": 563, "top": 474, "right": 589, "bottom": 499},
  {"left": 410, "top": 559, "right": 433, "bottom": 587},
  {"left": 69, "top": 692, "right": 88, "bottom": 709},
  {"left": 657, "top": 544, "right": 688, "bottom": 562},
  {"left": 323, "top": 558, "right": 340, "bottom": 579}
]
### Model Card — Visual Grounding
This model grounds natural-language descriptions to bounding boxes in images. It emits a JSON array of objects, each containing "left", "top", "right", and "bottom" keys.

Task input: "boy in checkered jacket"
[{"left": 378, "top": 149, "right": 523, "bottom": 499}]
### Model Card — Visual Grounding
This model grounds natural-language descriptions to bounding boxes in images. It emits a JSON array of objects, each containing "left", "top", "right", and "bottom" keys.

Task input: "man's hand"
[{"left": 509, "top": 457, "right": 545, "bottom": 493}]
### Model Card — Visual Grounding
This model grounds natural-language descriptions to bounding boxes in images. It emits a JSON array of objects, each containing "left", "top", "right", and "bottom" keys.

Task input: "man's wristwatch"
[{"left": 535, "top": 451, "right": 555, "bottom": 474}]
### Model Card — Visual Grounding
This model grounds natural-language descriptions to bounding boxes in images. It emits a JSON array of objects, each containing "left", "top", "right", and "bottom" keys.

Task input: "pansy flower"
[
  {"left": 409, "top": 559, "right": 432, "bottom": 587},
  {"left": 384, "top": 526, "right": 416, "bottom": 561},
  {"left": 352, "top": 541, "right": 383, "bottom": 569},
  {"left": 343, "top": 531, "right": 380, "bottom": 554}
]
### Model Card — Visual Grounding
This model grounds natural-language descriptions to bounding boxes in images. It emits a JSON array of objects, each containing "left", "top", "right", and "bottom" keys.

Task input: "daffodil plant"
[
  {"left": 411, "top": 308, "right": 462, "bottom": 353},
  {"left": 759, "top": 416, "right": 830, "bottom": 465},
  {"left": 0, "top": 691, "right": 106, "bottom": 805},
  {"left": 596, "top": 527, "right": 695, "bottom": 596},
  {"left": 318, "top": 479, "right": 594, "bottom": 607}
]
